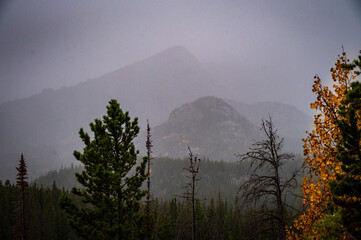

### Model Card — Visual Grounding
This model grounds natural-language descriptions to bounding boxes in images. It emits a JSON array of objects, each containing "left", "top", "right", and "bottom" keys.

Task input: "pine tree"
[
  {"left": 331, "top": 80, "right": 361, "bottom": 238},
  {"left": 145, "top": 119, "right": 153, "bottom": 240},
  {"left": 59, "top": 99, "right": 147, "bottom": 240},
  {"left": 14, "top": 153, "right": 29, "bottom": 240}
]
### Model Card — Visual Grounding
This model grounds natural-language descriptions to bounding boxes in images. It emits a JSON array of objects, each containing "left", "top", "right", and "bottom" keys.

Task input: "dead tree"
[
  {"left": 237, "top": 117, "right": 299, "bottom": 240},
  {"left": 181, "top": 147, "right": 201, "bottom": 240}
]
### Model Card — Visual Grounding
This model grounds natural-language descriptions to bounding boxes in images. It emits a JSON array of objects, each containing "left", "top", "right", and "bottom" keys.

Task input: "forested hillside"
[
  {"left": 34, "top": 157, "right": 303, "bottom": 204},
  {"left": 2, "top": 155, "right": 303, "bottom": 240}
]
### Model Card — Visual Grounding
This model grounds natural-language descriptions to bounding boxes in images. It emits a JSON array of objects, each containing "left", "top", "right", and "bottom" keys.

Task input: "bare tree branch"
[{"left": 237, "top": 116, "right": 302, "bottom": 240}]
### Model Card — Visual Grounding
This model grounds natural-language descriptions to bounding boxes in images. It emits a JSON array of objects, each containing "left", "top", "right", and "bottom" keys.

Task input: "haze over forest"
[
  {"left": 0, "top": 1, "right": 360, "bottom": 179},
  {"left": 1, "top": 2, "right": 361, "bottom": 239}
]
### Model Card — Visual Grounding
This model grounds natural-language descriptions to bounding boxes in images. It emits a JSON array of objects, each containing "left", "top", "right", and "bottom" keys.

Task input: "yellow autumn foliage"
[{"left": 286, "top": 53, "right": 356, "bottom": 239}]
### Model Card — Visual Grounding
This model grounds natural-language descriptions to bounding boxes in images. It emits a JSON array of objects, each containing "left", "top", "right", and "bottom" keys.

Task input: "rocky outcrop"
[{"left": 140, "top": 96, "right": 260, "bottom": 161}]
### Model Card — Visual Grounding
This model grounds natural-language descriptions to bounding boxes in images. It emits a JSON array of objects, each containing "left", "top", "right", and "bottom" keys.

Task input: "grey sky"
[{"left": 0, "top": 0, "right": 360, "bottom": 114}]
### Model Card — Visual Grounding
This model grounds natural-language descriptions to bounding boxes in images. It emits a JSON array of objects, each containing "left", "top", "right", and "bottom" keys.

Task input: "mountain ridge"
[
  {"left": 0, "top": 46, "right": 311, "bottom": 181},
  {"left": 0, "top": 46, "right": 208, "bottom": 180},
  {"left": 0, "top": 46, "right": 200, "bottom": 108}
]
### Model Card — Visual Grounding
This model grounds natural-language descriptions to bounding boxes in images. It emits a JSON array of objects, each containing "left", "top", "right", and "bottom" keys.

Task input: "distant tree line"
[
  {"left": 1, "top": 178, "right": 302, "bottom": 240},
  {"left": 34, "top": 157, "right": 303, "bottom": 205},
  {"left": 0, "top": 179, "right": 74, "bottom": 240}
]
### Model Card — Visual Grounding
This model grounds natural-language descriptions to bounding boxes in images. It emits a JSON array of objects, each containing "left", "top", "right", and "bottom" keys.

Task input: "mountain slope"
[{"left": 0, "top": 46, "right": 209, "bottom": 180}]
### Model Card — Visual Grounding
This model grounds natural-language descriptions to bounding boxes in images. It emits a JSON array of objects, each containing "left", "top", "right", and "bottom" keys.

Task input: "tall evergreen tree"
[
  {"left": 330, "top": 80, "right": 361, "bottom": 238},
  {"left": 59, "top": 99, "right": 147, "bottom": 240},
  {"left": 145, "top": 119, "right": 153, "bottom": 240},
  {"left": 14, "top": 153, "right": 29, "bottom": 240}
]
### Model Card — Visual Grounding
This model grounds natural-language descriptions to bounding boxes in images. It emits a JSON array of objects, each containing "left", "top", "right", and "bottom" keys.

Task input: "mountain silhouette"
[{"left": 0, "top": 46, "right": 310, "bottom": 180}]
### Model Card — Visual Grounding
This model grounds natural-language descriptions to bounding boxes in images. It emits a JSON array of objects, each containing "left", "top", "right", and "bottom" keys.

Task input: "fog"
[
  {"left": 1, "top": 2, "right": 361, "bottom": 237},
  {"left": 0, "top": 0, "right": 360, "bottom": 114}
]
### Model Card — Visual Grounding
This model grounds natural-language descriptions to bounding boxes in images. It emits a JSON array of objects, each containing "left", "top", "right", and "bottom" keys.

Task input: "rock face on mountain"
[{"left": 141, "top": 96, "right": 261, "bottom": 161}]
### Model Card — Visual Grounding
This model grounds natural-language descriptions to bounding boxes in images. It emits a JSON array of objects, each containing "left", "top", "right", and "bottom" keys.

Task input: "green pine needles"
[
  {"left": 59, "top": 99, "right": 147, "bottom": 240},
  {"left": 331, "top": 81, "right": 361, "bottom": 239}
]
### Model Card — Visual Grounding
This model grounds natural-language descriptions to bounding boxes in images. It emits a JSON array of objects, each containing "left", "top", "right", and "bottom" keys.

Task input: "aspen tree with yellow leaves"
[{"left": 286, "top": 52, "right": 358, "bottom": 239}]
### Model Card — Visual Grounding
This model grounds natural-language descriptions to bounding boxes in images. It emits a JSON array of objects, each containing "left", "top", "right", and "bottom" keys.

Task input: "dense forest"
[
  {"left": 0, "top": 179, "right": 300, "bottom": 240},
  {"left": 0, "top": 180, "right": 72, "bottom": 240}
]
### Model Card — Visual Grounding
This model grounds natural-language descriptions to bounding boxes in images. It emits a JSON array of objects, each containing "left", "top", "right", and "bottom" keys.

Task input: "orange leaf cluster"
[{"left": 286, "top": 53, "right": 355, "bottom": 239}]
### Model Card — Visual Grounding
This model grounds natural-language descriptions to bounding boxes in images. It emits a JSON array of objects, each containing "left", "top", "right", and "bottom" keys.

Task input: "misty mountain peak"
[
  {"left": 102, "top": 45, "right": 200, "bottom": 82},
  {"left": 168, "top": 96, "right": 240, "bottom": 126},
  {"left": 160, "top": 45, "right": 197, "bottom": 58},
  {"left": 147, "top": 96, "right": 260, "bottom": 160},
  {"left": 147, "top": 45, "right": 200, "bottom": 67}
]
